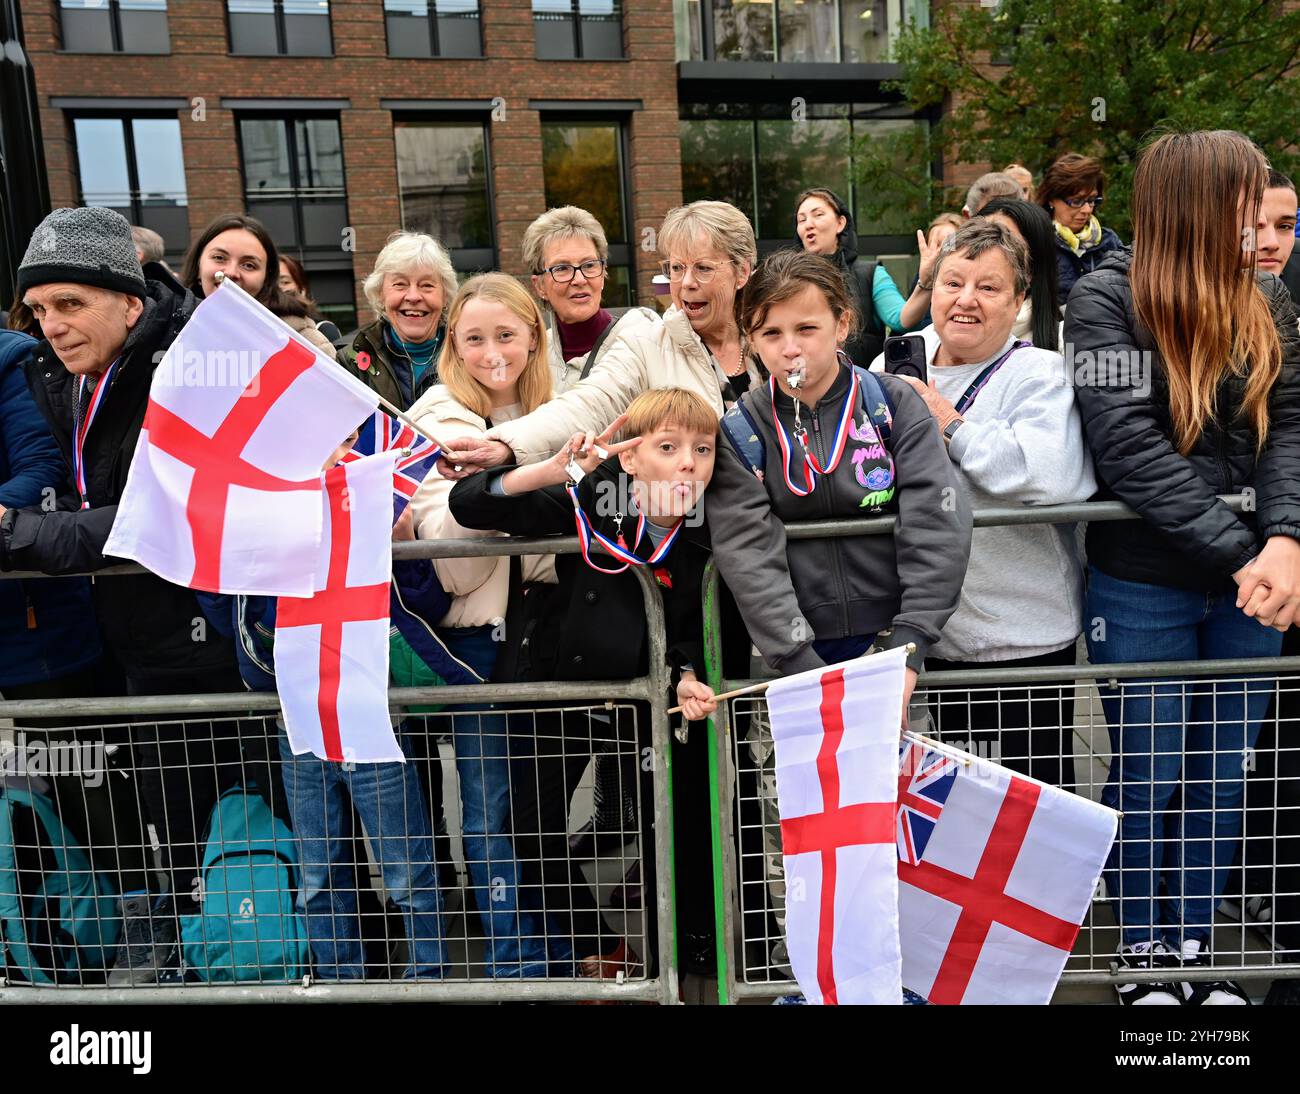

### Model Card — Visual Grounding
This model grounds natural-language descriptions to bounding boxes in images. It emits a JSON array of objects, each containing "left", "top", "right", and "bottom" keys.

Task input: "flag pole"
[
  {"left": 213, "top": 271, "right": 446, "bottom": 452},
  {"left": 668, "top": 642, "right": 921, "bottom": 715}
]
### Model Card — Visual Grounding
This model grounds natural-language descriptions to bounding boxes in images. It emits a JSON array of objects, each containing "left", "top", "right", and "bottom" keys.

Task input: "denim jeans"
[
  {"left": 278, "top": 728, "right": 446, "bottom": 979},
  {"left": 439, "top": 625, "right": 549, "bottom": 978},
  {"left": 1086, "top": 566, "right": 1282, "bottom": 947}
]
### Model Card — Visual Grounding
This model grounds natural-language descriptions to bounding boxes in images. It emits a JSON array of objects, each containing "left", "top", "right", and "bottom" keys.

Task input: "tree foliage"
[{"left": 859, "top": 0, "right": 1300, "bottom": 235}]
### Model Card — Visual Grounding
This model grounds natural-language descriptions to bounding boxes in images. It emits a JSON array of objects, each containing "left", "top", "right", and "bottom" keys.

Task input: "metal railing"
[
  {"left": 5, "top": 493, "right": 1298, "bottom": 1005},
  {"left": 0, "top": 533, "right": 678, "bottom": 1004},
  {"left": 701, "top": 494, "right": 1300, "bottom": 1003}
]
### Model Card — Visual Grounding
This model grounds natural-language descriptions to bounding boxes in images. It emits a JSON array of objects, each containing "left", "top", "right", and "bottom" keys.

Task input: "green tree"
[{"left": 861, "top": 0, "right": 1300, "bottom": 236}]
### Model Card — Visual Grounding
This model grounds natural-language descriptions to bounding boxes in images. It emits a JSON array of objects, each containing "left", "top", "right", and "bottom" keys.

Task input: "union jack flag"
[
  {"left": 343, "top": 408, "right": 441, "bottom": 523},
  {"left": 895, "top": 740, "right": 958, "bottom": 866}
]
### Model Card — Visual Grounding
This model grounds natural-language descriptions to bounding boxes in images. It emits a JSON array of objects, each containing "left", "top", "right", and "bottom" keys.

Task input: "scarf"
[
  {"left": 1055, "top": 215, "right": 1103, "bottom": 257},
  {"left": 385, "top": 324, "right": 442, "bottom": 383}
]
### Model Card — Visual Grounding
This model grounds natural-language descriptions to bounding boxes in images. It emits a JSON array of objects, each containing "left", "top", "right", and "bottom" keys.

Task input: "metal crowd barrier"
[
  {"left": 5, "top": 495, "right": 1298, "bottom": 1006},
  {"left": 702, "top": 494, "right": 1300, "bottom": 1004},
  {"left": 0, "top": 534, "right": 678, "bottom": 1004}
]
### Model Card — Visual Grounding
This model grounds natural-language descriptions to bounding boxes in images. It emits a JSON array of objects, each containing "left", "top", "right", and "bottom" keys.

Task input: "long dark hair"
[
  {"left": 180, "top": 213, "right": 308, "bottom": 318},
  {"left": 978, "top": 198, "right": 1061, "bottom": 352},
  {"left": 740, "top": 248, "right": 859, "bottom": 341}
]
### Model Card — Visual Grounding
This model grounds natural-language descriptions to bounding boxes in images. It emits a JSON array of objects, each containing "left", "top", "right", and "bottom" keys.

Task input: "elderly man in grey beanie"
[{"left": 0, "top": 207, "right": 248, "bottom": 985}]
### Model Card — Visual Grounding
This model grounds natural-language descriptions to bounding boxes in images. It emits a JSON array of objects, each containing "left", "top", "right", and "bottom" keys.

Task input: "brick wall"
[{"left": 23, "top": 0, "right": 683, "bottom": 322}]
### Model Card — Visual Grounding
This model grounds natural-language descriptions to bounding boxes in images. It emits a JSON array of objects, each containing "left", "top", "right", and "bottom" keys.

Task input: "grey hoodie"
[{"left": 705, "top": 364, "right": 972, "bottom": 673}]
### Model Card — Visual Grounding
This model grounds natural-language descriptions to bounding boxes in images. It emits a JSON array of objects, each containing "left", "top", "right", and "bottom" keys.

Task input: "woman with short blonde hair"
[{"left": 444, "top": 200, "right": 763, "bottom": 474}]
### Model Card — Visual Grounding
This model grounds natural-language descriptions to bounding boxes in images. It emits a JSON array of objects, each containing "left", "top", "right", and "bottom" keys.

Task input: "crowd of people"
[{"left": 2, "top": 133, "right": 1300, "bottom": 1005}]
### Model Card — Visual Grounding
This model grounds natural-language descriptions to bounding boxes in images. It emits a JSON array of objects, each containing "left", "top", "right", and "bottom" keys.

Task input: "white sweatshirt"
[{"left": 916, "top": 327, "right": 1097, "bottom": 662}]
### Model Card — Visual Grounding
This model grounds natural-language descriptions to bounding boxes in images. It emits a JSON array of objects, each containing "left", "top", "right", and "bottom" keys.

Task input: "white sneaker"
[
  {"left": 1179, "top": 940, "right": 1251, "bottom": 1005},
  {"left": 1115, "top": 941, "right": 1183, "bottom": 1006}
]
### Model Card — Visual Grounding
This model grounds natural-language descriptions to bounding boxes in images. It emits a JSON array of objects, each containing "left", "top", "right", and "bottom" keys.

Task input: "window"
[
  {"left": 840, "top": 0, "right": 899, "bottom": 64},
  {"left": 779, "top": 0, "right": 838, "bottom": 63},
  {"left": 540, "top": 121, "right": 633, "bottom": 305},
  {"left": 384, "top": 1, "right": 481, "bottom": 57},
  {"left": 71, "top": 115, "right": 188, "bottom": 259},
  {"left": 227, "top": 0, "right": 332, "bottom": 56},
  {"left": 237, "top": 114, "right": 355, "bottom": 328},
  {"left": 533, "top": 1, "right": 624, "bottom": 60},
  {"left": 60, "top": 0, "right": 169, "bottom": 54},
  {"left": 678, "top": 0, "right": 904, "bottom": 63},
  {"left": 711, "top": 0, "right": 773, "bottom": 62},
  {"left": 679, "top": 103, "right": 925, "bottom": 256},
  {"left": 394, "top": 121, "right": 494, "bottom": 272}
]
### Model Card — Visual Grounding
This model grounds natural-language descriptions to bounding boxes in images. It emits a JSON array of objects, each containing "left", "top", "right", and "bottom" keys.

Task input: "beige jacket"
[
  {"left": 283, "top": 313, "right": 337, "bottom": 360},
  {"left": 488, "top": 305, "right": 761, "bottom": 466},
  {"left": 408, "top": 354, "right": 578, "bottom": 628}
]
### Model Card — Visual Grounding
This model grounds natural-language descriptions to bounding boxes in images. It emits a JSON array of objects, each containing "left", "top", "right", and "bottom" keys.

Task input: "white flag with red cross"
[
  {"left": 104, "top": 280, "right": 378, "bottom": 596},
  {"left": 274, "top": 449, "right": 402, "bottom": 765},
  {"left": 896, "top": 740, "right": 1117, "bottom": 1004},
  {"left": 765, "top": 647, "right": 908, "bottom": 1005}
]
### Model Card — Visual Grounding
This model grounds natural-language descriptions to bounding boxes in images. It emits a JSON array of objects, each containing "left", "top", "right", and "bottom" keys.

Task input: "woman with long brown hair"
[{"left": 1067, "top": 130, "right": 1300, "bottom": 1006}]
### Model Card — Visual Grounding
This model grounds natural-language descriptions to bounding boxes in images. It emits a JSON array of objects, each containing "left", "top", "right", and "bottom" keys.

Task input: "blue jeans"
[
  {"left": 440, "top": 625, "right": 549, "bottom": 978},
  {"left": 1086, "top": 567, "right": 1282, "bottom": 946},
  {"left": 278, "top": 728, "right": 446, "bottom": 979}
]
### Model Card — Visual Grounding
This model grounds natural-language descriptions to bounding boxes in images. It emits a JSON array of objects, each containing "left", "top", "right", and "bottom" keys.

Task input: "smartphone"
[{"left": 883, "top": 334, "right": 928, "bottom": 384}]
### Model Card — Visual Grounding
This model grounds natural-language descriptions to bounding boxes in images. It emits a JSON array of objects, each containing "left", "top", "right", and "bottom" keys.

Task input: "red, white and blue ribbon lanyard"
[
  {"left": 72, "top": 358, "right": 120, "bottom": 510},
  {"left": 769, "top": 369, "right": 858, "bottom": 497},
  {"left": 565, "top": 482, "right": 685, "bottom": 575}
]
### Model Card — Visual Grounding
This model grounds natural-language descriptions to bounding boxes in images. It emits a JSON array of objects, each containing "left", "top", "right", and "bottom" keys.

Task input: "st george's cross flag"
[
  {"left": 275, "top": 449, "right": 403, "bottom": 764},
  {"left": 104, "top": 279, "right": 378, "bottom": 596},
  {"left": 765, "top": 646, "right": 908, "bottom": 1005},
  {"left": 896, "top": 739, "right": 1117, "bottom": 1005}
]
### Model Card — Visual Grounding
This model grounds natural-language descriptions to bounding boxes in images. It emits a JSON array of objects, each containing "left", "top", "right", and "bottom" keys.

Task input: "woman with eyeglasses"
[
  {"left": 1037, "top": 152, "right": 1124, "bottom": 299},
  {"left": 442, "top": 200, "right": 763, "bottom": 472},
  {"left": 522, "top": 205, "right": 660, "bottom": 396}
]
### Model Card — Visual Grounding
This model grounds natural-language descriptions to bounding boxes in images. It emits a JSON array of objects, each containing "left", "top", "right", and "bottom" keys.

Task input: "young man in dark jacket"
[{"left": 0, "top": 207, "right": 243, "bottom": 984}]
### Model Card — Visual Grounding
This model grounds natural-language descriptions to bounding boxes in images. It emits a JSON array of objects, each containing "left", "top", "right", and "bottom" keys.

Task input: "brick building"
[{"left": 18, "top": 0, "right": 932, "bottom": 328}]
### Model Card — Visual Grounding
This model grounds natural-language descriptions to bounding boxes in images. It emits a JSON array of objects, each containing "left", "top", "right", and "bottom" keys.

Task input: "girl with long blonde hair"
[{"left": 407, "top": 273, "right": 559, "bottom": 979}]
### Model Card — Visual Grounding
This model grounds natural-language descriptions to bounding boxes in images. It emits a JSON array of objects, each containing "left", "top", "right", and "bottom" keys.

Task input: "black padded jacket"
[{"left": 1064, "top": 248, "right": 1300, "bottom": 591}]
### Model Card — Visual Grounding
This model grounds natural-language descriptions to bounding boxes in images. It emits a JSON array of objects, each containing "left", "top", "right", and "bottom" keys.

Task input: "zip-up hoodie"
[{"left": 705, "top": 363, "right": 972, "bottom": 673}]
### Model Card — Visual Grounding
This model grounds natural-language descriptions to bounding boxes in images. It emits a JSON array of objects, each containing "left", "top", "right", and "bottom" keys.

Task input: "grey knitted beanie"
[{"left": 18, "top": 207, "right": 148, "bottom": 299}]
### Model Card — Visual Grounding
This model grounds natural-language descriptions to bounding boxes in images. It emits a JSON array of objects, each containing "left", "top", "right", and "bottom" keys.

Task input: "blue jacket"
[
  {"left": 0, "top": 331, "right": 102, "bottom": 687},
  {"left": 197, "top": 559, "right": 482, "bottom": 694}
]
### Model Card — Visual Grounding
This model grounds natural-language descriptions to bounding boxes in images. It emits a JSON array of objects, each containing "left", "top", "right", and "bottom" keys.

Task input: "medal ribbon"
[
  {"left": 72, "top": 359, "right": 119, "bottom": 510},
  {"left": 770, "top": 369, "right": 858, "bottom": 497},
  {"left": 566, "top": 483, "right": 684, "bottom": 575}
]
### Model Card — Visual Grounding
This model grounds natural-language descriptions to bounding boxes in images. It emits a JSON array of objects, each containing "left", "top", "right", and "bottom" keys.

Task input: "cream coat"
[
  {"left": 408, "top": 355, "right": 579, "bottom": 629},
  {"left": 488, "top": 305, "right": 762, "bottom": 465}
]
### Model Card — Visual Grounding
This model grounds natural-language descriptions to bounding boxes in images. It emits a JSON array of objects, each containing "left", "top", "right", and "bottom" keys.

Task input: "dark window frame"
[
  {"left": 391, "top": 113, "right": 499, "bottom": 273},
  {"left": 538, "top": 113, "right": 636, "bottom": 305},
  {"left": 383, "top": 1, "right": 484, "bottom": 59},
  {"left": 67, "top": 109, "right": 189, "bottom": 257},
  {"left": 532, "top": 0, "right": 625, "bottom": 61},
  {"left": 225, "top": 0, "right": 335, "bottom": 58},
  {"left": 58, "top": 0, "right": 170, "bottom": 55},
  {"left": 234, "top": 111, "right": 349, "bottom": 246}
]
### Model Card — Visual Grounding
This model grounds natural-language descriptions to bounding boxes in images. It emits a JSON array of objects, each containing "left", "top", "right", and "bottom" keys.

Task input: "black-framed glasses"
[
  {"left": 540, "top": 259, "right": 607, "bottom": 283},
  {"left": 1063, "top": 194, "right": 1104, "bottom": 209}
]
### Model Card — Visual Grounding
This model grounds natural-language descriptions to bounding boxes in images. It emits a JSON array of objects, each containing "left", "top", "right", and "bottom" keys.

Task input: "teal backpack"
[
  {"left": 180, "top": 786, "right": 309, "bottom": 983},
  {"left": 0, "top": 785, "right": 121, "bottom": 984}
]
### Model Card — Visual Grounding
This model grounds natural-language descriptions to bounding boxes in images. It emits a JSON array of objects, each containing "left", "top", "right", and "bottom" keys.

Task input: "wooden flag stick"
[{"left": 668, "top": 643, "right": 917, "bottom": 716}]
